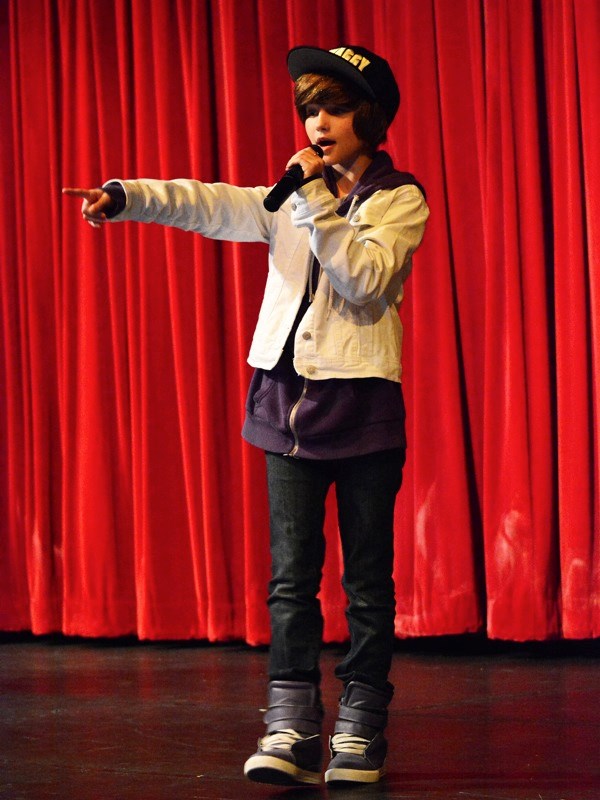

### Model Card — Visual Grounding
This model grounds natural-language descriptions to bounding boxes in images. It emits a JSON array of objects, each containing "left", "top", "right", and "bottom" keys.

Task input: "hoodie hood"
[{"left": 321, "top": 151, "right": 426, "bottom": 216}]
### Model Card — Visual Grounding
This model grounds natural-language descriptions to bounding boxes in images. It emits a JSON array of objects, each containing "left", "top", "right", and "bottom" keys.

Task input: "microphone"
[{"left": 263, "top": 144, "right": 324, "bottom": 212}]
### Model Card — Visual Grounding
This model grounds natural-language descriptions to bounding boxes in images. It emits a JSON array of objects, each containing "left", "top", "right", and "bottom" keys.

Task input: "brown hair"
[{"left": 294, "top": 73, "right": 389, "bottom": 153}]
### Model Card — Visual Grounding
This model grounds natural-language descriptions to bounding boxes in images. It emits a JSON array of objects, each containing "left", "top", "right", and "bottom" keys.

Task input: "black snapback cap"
[{"left": 287, "top": 45, "right": 400, "bottom": 123}]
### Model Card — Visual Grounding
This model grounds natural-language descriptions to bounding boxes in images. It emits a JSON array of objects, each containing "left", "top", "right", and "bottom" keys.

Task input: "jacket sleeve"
[
  {"left": 103, "top": 178, "right": 274, "bottom": 244},
  {"left": 290, "top": 179, "right": 429, "bottom": 305}
]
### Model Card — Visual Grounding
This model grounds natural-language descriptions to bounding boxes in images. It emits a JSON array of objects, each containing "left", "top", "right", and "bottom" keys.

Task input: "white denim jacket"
[{"left": 107, "top": 175, "right": 429, "bottom": 382}]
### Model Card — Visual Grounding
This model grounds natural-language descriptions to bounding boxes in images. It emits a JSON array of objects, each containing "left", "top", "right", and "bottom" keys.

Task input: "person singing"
[{"left": 64, "top": 43, "right": 429, "bottom": 786}]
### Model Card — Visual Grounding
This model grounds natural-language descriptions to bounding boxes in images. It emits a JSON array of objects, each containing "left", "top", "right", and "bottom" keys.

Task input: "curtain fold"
[
  {"left": 482, "top": 0, "right": 559, "bottom": 638},
  {"left": 1, "top": 0, "right": 598, "bottom": 642},
  {"left": 542, "top": 0, "right": 600, "bottom": 637}
]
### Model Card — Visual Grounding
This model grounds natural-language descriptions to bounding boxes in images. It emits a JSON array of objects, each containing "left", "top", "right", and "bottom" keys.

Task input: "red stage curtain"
[{"left": 1, "top": 0, "right": 598, "bottom": 642}]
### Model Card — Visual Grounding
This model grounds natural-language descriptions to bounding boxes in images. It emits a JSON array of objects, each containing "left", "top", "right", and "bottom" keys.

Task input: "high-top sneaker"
[
  {"left": 244, "top": 680, "right": 323, "bottom": 785},
  {"left": 324, "top": 680, "right": 392, "bottom": 784}
]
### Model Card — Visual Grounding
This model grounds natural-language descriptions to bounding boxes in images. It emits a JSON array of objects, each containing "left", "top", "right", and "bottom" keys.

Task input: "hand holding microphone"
[{"left": 263, "top": 144, "right": 324, "bottom": 212}]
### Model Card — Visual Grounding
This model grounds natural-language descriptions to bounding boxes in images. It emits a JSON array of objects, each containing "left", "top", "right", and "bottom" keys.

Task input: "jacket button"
[
  {"left": 307, "top": 366, "right": 316, "bottom": 375},
  {"left": 302, "top": 331, "right": 312, "bottom": 340}
]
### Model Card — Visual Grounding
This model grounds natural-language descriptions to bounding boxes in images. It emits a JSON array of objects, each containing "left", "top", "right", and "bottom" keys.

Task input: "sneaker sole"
[
  {"left": 325, "top": 765, "right": 384, "bottom": 784},
  {"left": 244, "top": 755, "right": 321, "bottom": 785}
]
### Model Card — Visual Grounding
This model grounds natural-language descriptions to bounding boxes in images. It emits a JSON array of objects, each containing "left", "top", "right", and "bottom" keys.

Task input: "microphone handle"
[
  {"left": 263, "top": 144, "right": 324, "bottom": 212},
  {"left": 263, "top": 165, "right": 303, "bottom": 212}
]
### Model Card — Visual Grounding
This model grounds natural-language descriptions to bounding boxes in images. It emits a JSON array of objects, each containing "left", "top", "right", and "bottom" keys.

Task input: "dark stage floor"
[{"left": 0, "top": 634, "right": 598, "bottom": 799}]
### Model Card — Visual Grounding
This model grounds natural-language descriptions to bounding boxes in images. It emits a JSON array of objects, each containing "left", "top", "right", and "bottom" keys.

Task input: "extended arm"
[{"left": 63, "top": 179, "right": 274, "bottom": 244}]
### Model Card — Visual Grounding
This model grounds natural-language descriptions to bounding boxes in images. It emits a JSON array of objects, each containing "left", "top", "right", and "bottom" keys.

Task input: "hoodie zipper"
[
  {"left": 285, "top": 255, "right": 319, "bottom": 457},
  {"left": 285, "top": 195, "right": 361, "bottom": 458},
  {"left": 286, "top": 378, "right": 309, "bottom": 457}
]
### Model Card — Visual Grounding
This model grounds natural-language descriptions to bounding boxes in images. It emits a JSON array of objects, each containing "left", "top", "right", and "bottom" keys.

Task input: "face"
[{"left": 304, "top": 104, "right": 370, "bottom": 170}]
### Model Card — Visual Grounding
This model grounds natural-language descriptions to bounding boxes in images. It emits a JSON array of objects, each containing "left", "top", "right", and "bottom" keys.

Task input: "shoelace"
[
  {"left": 331, "top": 732, "right": 370, "bottom": 755},
  {"left": 260, "top": 729, "right": 305, "bottom": 751}
]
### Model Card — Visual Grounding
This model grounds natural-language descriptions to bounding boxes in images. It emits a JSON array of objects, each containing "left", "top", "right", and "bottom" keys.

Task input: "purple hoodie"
[{"left": 242, "top": 152, "right": 424, "bottom": 460}]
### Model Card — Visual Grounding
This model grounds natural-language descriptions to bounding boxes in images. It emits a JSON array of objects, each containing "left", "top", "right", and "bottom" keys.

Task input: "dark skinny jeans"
[{"left": 265, "top": 447, "right": 405, "bottom": 694}]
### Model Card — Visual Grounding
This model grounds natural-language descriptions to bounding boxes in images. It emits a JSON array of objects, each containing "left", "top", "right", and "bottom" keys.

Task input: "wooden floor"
[{"left": 0, "top": 634, "right": 598, "bottom": 799}]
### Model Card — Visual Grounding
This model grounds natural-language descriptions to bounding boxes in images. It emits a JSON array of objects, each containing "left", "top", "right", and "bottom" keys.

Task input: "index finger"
[{"left": 62, "top": 187, "right": 95, "bottom": 199}]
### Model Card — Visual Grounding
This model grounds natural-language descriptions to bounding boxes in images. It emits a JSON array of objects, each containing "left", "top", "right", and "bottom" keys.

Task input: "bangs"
[{"left": 294, "top": 73, "right": 363, "bottom": 119}]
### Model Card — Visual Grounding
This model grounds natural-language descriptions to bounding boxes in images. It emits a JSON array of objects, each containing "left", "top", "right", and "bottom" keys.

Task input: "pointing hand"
[{"left": 62, "top": 187, "right": 115, "bottom": 228}]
